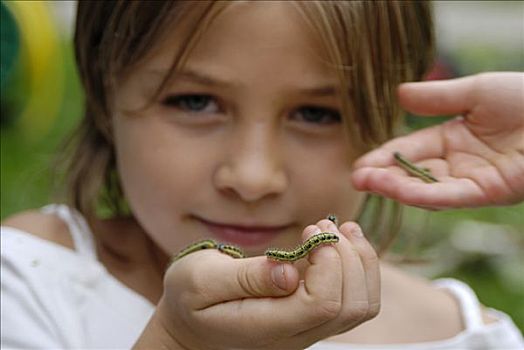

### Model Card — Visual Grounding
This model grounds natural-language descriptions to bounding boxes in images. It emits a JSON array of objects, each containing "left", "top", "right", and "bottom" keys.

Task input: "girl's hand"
[
  {"left": 352, "top": 72, "right": 524, "bottom": 209},
  {"left": 139, "top": 219, "right": 379, "bottom": 350}
]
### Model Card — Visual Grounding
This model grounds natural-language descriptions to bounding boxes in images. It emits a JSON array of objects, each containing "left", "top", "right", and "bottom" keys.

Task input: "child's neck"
[{"left": 92, "top": 217, "right": 168, "bottom": 304}]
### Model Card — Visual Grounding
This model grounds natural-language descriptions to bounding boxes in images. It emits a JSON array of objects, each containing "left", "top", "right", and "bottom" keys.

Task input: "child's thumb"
[
  {"left": 224, "top": 257, "right": 299, "bottom": 299},
  {"left": 166, "top": 253, "right": 300, "bottom": 309}
]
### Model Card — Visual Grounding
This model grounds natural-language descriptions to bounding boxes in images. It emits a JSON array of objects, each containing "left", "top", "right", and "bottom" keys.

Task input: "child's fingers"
[
  {"left": 301, "top": 224, "right": 343, "bottom": 317},
  {"left": 315, "top": 219, "right": 376, "bottom": 332},
  {"left": 278, "top": 220, "right": 378, "bottom": 346},
  {"left": 338, "top": 222, "right": 381, "bottom": 323},
  {"left": 165, "top": 223, "right": 375, "bottom": 348},
  {"left": 179, "top": 223, "right": 345, "bottom": 346}
]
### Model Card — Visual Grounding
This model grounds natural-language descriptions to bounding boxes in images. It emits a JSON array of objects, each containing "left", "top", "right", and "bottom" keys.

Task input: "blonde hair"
[{"left": 55, "top": 1, "right": 434, "bottom": 254}]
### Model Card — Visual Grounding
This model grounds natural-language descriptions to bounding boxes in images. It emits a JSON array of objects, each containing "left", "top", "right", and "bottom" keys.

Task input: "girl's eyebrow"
[
  {"left": 145, "top": 68, "right": 340, "bottom": 96},
  {"left": 145, "top": 68, "right": 239, "bottom": 88}
]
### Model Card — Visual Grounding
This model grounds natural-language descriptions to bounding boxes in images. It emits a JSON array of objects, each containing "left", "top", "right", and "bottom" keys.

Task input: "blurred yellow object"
[{"left": 5, "top": 1, "right": 64, "bottom": 140}]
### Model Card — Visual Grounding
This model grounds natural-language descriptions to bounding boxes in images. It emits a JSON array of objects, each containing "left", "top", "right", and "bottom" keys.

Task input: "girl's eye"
[
  {"left": 292, "top": 106, "right": 341, "bottom": 125},
  {"left": 161, "top": 94, "right": 219, "bottom": 113}
]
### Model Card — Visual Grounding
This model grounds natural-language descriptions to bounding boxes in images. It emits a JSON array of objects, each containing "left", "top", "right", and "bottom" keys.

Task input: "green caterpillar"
[
  {"left": 265, "top": 232, "right": 339, "bottom": 262},
  {"left": 393, "top": 152, "right": 438, "bottom": 183},
  {"left": 217, "top": 243, "right": 246, "bottom": 259},
  {"left": 172, "top": 239, "right": 217, "bottom": 262},
  {"left": 171, "top": 214, "right": 339, "bottom": 263},
  {"left": 171, "top": 239, "right": 246, "bottom": 262}
]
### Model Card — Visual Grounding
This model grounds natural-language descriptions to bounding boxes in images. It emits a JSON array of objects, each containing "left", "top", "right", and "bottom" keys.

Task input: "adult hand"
[
  {"left": 136, "top": 219, "right": 379, "bottom": 350},
  {"left": 352, "top": 72, "right": 524, "bottom": 209}
]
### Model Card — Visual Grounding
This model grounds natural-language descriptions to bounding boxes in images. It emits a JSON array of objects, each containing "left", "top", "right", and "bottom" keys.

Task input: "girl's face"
[{"left": 113, "top": 2, "right": 366, "bottom": 256}]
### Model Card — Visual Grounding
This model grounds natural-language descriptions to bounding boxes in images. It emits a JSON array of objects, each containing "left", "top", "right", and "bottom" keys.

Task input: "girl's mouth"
[{"left": 195, "top": 216, "right": 292, "bottom": 247}]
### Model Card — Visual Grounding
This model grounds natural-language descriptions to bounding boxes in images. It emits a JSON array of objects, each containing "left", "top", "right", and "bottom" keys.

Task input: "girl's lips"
[{"left": 197, "top": 217, "right": 290, "bottom": 247}]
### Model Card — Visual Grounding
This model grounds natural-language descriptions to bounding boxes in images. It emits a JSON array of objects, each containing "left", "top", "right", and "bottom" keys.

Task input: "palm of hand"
[
  {"left": 351, "top": 116, "right": 524, "bottom": 209},
  {"left": 352, "top": 73, "right": 524, "bottom": 209}
]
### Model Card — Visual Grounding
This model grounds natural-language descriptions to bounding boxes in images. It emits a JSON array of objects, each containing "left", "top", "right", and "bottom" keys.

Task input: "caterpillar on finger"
[
  {"left": 171, "top": 239, "right": 246, "bottom": 262},
  {"left": 171, "top": 239, "right": 217, "bottom": 262},
  {"left": 171, "top": 214, "right": 339, "bottom": 263},
  {"left": 265, "top": 232, "right": 339, "bottom": 262},
  {"left": 217, "top": 243, "right": 246, "bottom": 259}
]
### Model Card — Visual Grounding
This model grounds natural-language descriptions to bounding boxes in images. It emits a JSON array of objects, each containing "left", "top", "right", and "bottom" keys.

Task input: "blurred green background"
[{"left": 1, "top": 0, "right": 523, "bottom": 333}]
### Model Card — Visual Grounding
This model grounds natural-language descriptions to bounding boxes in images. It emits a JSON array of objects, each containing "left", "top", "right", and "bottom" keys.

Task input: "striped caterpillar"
[
  {"left": 265, "top": 213, "right": 339, "bottom": 262},
  {"left": 171, "top": 214, "right": 339, "bottom": 263},
  {"left": 393, "top": 152, "right": 438, "bottom": 183},
  {"left": 171, "top": 239, "right": 246, "bottom": 262},
  {"left": 265, "top": 232, "right": 339, "bottom": 262}
]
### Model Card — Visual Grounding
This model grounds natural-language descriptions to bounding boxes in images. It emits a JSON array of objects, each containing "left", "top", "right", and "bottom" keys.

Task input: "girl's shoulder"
[
  {"left": 1, "top": 207, "right": 75, "bottom": 250},
  {"left": 1, "top": 204, "right": 103, "bottom": 297},
  {"left": 1, "top": 204, "right": 99, "bottom": 264},
  {"left": 1, "top": 205, "right": 156, "bottom": 349}
]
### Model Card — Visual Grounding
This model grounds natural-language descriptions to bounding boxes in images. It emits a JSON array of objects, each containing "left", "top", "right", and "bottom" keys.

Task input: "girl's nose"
[{"left": 213, "top": 127, "right": 288, "bottom": 202}]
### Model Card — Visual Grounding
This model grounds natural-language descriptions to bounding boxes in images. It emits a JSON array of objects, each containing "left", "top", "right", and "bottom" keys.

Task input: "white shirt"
[{"left": 1, "top": 204, "right": 523, "bottom": 349}]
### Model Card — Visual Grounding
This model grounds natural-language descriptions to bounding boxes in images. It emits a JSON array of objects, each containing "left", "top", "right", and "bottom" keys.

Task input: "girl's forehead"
[{"left": 142, "top": 1, "right": 333, "bottom": 78}]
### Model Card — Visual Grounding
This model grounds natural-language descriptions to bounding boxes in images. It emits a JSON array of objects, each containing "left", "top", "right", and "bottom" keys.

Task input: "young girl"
[{"left": 1, "top": 1, "right": 522, "bottom": 349}]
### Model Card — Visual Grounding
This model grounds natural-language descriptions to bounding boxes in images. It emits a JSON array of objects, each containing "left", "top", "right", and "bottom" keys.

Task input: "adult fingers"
[
  {"left": 352, "top": 123, "right": 446, "bottom": 170},
  {"left": 399, "top": 72, "right": 524, "bottom": 121},
  {"left": 351, "top": 167, "right": 488, "bottom": 208},
  {"left": 397, "top": 75, "right": 477, "bottom": 116}
]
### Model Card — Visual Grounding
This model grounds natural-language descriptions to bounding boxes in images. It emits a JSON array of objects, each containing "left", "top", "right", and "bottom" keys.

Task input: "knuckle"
[
  {"left": 345, "top": 301, "right": 370, "bottom": 323},
  {"left": 368, "top": 302, "right": 381, "bottom": 319},
  {"left": 336, "top": 301, "right": 378, "bottom": 335},
  {"left": 178, "top": 254, "right": 217, "bottom": 294},
  {"left": 237, "top": 262, "right": 263, "bottom": 297},
  {"left": 236, "top": 264, "right": 272, "bottom": 297},
  {"left": 310, "top": 298, "right": 342, "bottom": 322},
  {"left": 474, "top": 72, "right": 490, "bottom": 85},
  {"left": 317, "top": 219, "right": 337, "bottom": 231},
  {"left": 186, "top": 268, "right": 211, "bottom": 296},
  {"left": 304, "top": 224, "right": 321, "bottom": 236},
  {"left": 339, "top": 222, "right": 359, "bottom": 239},
  {"left": 473, "top": 73, "right": 492, "bottom": 97},
  {"left": 362, "top": 247, "right": 379, "bottom": 264}
]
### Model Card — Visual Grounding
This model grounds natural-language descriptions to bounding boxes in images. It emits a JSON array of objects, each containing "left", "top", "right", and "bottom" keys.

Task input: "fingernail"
[
  {"left": 271, "top": 264, "right": 288, "bottom": 291},
  {"left": 352, "top": 225, "right": 364, "bottom": 238}
]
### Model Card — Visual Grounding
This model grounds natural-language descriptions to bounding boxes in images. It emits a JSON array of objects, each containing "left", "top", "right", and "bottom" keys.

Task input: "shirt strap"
[
  {"left": 40, "top": 204, "right": 98, "bottom": 261},
  {"left": 433, "top": 278, "right": 484, "bottom": 331}
]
